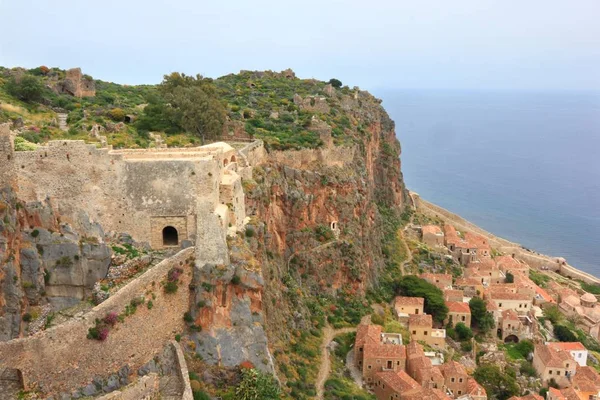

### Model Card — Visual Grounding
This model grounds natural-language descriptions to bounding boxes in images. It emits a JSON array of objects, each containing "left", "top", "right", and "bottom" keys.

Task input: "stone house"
[
  {"left": 547, "top": 342, "right": 588, "bottom": 367},
  {"left": 444, "top": 225, "right": 491, "bottom": 265},
  {"left": 454, "top": 278, "right": 485, "bottom": 298},
  {"left": 485, "top": 291, "right": 532, "bottom": 315},
  {"left": 547, "top": 387, "right": 581, "bottom": 400},
  {"left": 465, "top": 262, "right": 505, "bottom": 286},
  {"left": 444, "top": 289, "right": 464, "bottom": 303},
  {"left": 406, "top": 342, "right": 445, "bottom": 391},
  {"left": 421, "top": 273, "right": 453, "bottom": 290},
  {"left": 438, "top": 361, "right": 470, "bottom": 397},
  {"left": 495, "top": 255, "right": 530, "bottom": 275},
  {"left": 558, "top": 292, "right": 600, "bottom": 341},
  {"left": 498, "top": 309, "right": 531, "bottom": 342},
  {"left": 394, "top": 296, "right": 425, "bottom": 319},
  {"left": 532, "top": 344, "right": 577, "bottom": 387},
  {"left": 408, "top": 314, "right": 446, "bottom": 349},
  {"left": 374, "top": 370, "right": 421, "bottom": 400},
  {"left": 354, "top": 324, "right": 406, "bottom": 385},
  {"left": 422, "top": 225, "right": 444, "bottom": 248},
  {"left": 571, "top": 365, "right": 600, "bottom": 399},
  {"left": 445, "top": 301, "right": 471, "bottom": 328}
]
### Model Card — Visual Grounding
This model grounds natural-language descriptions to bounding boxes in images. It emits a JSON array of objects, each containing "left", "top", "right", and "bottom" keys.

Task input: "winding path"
[{"left": 315, "top": 315, "right": 371, "bottom": 399}]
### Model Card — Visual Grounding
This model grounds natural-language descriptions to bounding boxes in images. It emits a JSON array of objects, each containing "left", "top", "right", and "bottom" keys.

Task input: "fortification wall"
[
  {"left": 268, "top": 145, "right": 355, "bottom": 169},
  {"left": 239, "top": 140, "right": 266, "bottom": 167},
  {"left": 12, "top": 140, "right": 221, "bottom": 247},
  {"left": 0, "top": 247, "right": 195, "bottom": 395},
  {"left": 0, "top": 124, "right": 15, "bottom": 187}
]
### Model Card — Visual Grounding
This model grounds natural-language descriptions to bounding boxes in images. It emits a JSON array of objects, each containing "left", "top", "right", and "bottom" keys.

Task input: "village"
[{"left": 347, "top": 221, "right": 600, "bottom": 400}]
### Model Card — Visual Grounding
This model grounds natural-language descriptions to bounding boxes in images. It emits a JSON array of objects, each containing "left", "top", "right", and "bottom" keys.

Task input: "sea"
[{"left": 374, "top": 89, "right": 600, "bottom": 277}]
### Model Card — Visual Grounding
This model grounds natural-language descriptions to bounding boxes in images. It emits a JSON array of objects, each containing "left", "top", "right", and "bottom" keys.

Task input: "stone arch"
[
  {"left": 330, "top": 221, "right": 338, "bottom": 231},
  {"left": 0, "top": 368, "right": 24, "bottom": 395},
  {"left": 230, "top": 155, "right": 236, "bottom": 163},
  {"left": 162, "top": 226, "right": 179, "bottom": 246},
  {"left": 504, "top": 334, "right": 519, "bottom": 343},
  {"left": 223, "top": 159, "right": 229, "bottom": 166}
]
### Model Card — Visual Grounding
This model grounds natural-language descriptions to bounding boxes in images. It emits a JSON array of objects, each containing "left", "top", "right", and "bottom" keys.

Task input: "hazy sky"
[{"left": 1, "top": 0, "right": 599, "bottom": 91}]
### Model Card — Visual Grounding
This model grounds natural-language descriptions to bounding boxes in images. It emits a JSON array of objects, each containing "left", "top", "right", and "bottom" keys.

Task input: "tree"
[
  {"left": 514, "top": 339, "right": 534, "bottom": 358},
  {"left": 328, "top": 78, "right": 342, "bottom": 88},
  {"left": 108, "top": 108, "right": 125, "bottom": 121},
  {"left": 543, "top": 305, "right": 563, "bottom": 325},
  {"left": 505, "top": 272, "right": 514, "bottom": 283},
  {"left": 235, "top": 368, "right": 280, "bottom": 400},
  {"left": 473, "top": 365, "right": 519, "bottom": 400},
  {"left": 5, "top": 74, "right": 44, "bottom": 102},
  {"left": 554, "top": 325, "right": 577, "bottom": 342},
  {"left": 394, "top": 276, "right": 448, "bottom": 324},
  {"left": 469, "top": 297, "right": 495, "bottom": 333},
  {"left": 455, "top": 322, "right": 473, "bottom": 341}
]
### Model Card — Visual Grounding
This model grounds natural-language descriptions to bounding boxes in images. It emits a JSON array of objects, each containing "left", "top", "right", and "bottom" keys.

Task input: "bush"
[
  {"left": 31, "top": 229, "right": 40, "bottom": 238},
  {"left": 394, "top": 276, "right": 448, "bottom": 324},
  {"left": 147, "top": 300, "right": 154, "bottom": 310},
  {"left": 461, "top": 341, "right": 473, "bottom": 352},
  {"left": 184, "top": 312, "right": 194, "bottom": 323},
  {"left": 5, "top": 74, "right": 45, "bottom": 102},
  {"left": 14, "top": 136, "right": 38, "bottom": 151},
  {"left": 328, "top": 78, "right": 342, "bottom": 88},
  {"left": 103, "top": 312, "right": 118, "bottom": 326},
  {"left": 23, "top": 313, "right": 32, "bottom": 322},
  {"left": 520, "top": 361, "right": 538, "bottom": 377},
  {"left": 554, "top": 325, "right": 577, "bottom": 342},
  {"left": 231, "top": 275, "right": 241, "bottom": 285},
  {"left": 515, "top": 339, "right": 534, "bottom": 358},
  {"left": 455, "top": 322, "right": 473, "bottom": 341},
  {"left": 235, "top": 368, "right": 280, "bottom": 400},
  {"left": 108, "top": 108, "right": 126, "bottom": 121},
  {"left": 164, "top": 281, "right": 178, "bottom": 294},
  {"left": 245, "top": 227, "right": 255, "bottom": 238}
]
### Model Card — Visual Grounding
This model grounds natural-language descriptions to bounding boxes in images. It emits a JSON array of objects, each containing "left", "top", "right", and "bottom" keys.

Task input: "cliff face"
[
  {"left": 243, "top": 89, "right": 407, "bottom": 388},
  {"left": 0, "top": 186, "right": 111, "bottom": 341}
]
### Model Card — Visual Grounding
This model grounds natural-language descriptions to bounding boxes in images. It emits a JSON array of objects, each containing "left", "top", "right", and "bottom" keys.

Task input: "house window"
[
  {"left": 578, "top": 354, "right": 582, "bottom": 358},
  {"left": 451, "top": 378, "right": 455, "bottom": 383},
  {"left": 499, "top": 303, "right": 503, "bottom": 307},
  {"left": 459, "top": 378, "right": 463, "bottom": 383},
  {"left": 458, "top": 391, "right": 462, "bottom": 395},
  {"left": 359, "top": 347, "right": 363, "bottom": 352},
  {"left": 397, "top": 361, "right": 400, "bottom": 366},
  {"left": 519, "top": 304, "right": 522, "bottom": 308},
  {"left": 424, "top": 331, "right": 428, "bottom": 335},
  {"left": 415, "top": 309, "right": 419, "bottom": 314},
  {"left": 549, "top": 370, "right": 552, "bottom": 375},
  {"left": 368, "top": 365, "right": 372, "bottom": 370},
  {"left": 387, "top": 360, "right": 393, "bottom": 369},
  {"left": 461, "top": 316, "right": 466, "bottom": 321},
  {"left": 377, "top": 359, "right": 381, "bottom": 363},
  {"left": 566, "top": 364, "right": 570, "bottom": 368},
  {"left": 412, "top": 330, "right": 417, "bottom": 335}
]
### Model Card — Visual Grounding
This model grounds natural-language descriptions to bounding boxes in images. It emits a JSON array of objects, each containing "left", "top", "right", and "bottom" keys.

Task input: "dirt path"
[{"left": 315, "top": 315, "right": 371, "bottom": 399}]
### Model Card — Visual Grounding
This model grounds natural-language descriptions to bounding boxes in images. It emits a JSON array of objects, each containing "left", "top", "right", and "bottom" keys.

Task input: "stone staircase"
[{"left": 57, "top": 113, "right": 68, "bottom": 131}]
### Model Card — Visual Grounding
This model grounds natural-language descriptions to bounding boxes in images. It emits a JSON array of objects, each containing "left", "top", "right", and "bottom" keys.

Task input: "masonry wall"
[
  {"left": 12, "top": 140, "right": 221, "bottom": 247},
  {"left": 0, "top": 124, "right": 15, "bottom": 187},
  {"left": 0, "top": 247, "right": 195, "bottom": 395},
  {"left": 268, "top": 145, "right": 355, "bottom": 170}
]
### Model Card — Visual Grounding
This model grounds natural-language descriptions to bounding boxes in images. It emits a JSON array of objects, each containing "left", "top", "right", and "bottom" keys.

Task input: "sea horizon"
[{"left": 375, "top": 88, "right": 600, "bottom": 278}]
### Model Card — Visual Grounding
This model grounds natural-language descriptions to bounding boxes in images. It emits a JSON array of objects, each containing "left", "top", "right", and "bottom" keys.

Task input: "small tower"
[{"left": 0, "top": 123, "right": 16, "bottom": 187}]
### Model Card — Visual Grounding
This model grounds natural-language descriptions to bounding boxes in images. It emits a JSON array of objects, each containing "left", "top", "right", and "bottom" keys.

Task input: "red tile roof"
[
  {"left": 394, "top": 296, "right": 425, "bottom": 307},
  {"left": 355, "top": 324, "right": 381, "bottom": 348},
  {"left": 489, "top": 291, "right": 531, "bottom": 301},
  {"left": 446, "top": 301, "right": 471, "bottom": 314},
  {"left": 409, "top": 314, "right": 433, "bottom": 327},
  {"left": 467, "top": 377, "right": 487, "bottom": 397},
  {"left": 501, "top": 309, "right": 520, "bottom": 321},
  {"left": 423, "top": 225, "right": 443, "bottom": 235},
  {"left": 547, "top": 342, "right": 586, "bottom": 352},
  {"left": 439, "top": 360, "right": 468, "bottom": 377},
  {"left": 535, "top": 344, "right": 575, "bottom": 368},
  {"left": 376, "top": 370, "right": 420, "bottom": 393},
  {"left": 364, "top": 341, "right": 406, "bottom": 359}
]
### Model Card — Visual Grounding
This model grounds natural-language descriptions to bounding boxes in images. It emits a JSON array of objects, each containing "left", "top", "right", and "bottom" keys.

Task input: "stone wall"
[
  {"left": 268, "top": 145, "right": 355, "bottom": 170},
  {"left": 0, "top": 124, "right": 15, "bottom": 187},
  {"left": 0, "top": 247, "right": 195, "bottom": 395}
]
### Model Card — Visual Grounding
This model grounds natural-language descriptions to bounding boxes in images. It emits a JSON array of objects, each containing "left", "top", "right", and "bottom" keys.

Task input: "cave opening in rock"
[{"left": 162, "top": 226, "right": 179, "bottom": 246}]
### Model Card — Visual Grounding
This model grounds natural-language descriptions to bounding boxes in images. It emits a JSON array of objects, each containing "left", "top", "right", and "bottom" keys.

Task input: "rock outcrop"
[{"left": 55, "top": 67, "right": 96, "bottom": 98}]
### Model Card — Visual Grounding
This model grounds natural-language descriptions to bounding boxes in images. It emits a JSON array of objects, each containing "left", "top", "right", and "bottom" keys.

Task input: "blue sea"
[{"left": 374, "top": 89, "right": 600, "bottom": 277}]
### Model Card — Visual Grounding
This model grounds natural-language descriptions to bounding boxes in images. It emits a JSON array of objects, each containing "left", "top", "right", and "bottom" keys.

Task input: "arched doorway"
[
  {"left": 504, "top": 334, "right": 519, "bottom": 343},
  {"left": 230, "top": 155, "right": 236, "bottom": 163},
  {"left": 162, "top": 226, "right": 179, "bottom": 246}
]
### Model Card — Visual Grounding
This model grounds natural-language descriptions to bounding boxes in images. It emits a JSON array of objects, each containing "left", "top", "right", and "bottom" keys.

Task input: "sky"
[{"left": 0, "top": 0, "right": 599, "bottom": 91}]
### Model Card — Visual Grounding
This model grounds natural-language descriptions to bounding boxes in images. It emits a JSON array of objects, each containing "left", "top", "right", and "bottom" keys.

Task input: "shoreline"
[{"left": 409, "top": 191, "right": 600, "bottom": 286}]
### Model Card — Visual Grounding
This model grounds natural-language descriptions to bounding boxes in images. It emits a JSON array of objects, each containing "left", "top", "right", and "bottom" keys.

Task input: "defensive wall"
[
  {"left": 0, "top": 124, "right": 265, "bottom": 263},
  {"left": 268, "top": 144, "right": 356, "bottom": 170},
  {"left": 0, "top": 247, "right": 195, "bottom": 395}
]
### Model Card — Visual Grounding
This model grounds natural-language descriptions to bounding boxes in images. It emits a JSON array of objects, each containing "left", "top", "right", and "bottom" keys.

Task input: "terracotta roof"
[
  {"left": 454, "top": 277, "right": 482, "bottom": 287},
  {"left": 355, "top": 324, "right": 381, "bottom": 348},
  {"left": 535, "top": 286, "right": 556, "bottom": 303},
  {"left": 439, "top": 360, "right": 467, "bottom": 377},
  {"left": 404, "top": 388, "right": 452, "bottom": 400},
  {"left": 535, "top": 344, "right": 574, "bottom": 368},
  {"left": 444, "top": 289, "right": 464, "bottom": 300},
  {"left": 501, "top": 309, "right": 520, "bottom": 321},
  {"left": 489, "top": 291, "right": 531, "bottom": 301},
  {"left": 364, "top": 341, "right": 406, "bottom": 359},
  {"left": 465, "top": 232, "right": 491, "bottom": 251},
  {"left": 420, "top": 273, "right": 452, "bottom": 283},
  {"left": 486, "top": 300, "right": 499, "bottom": 311},
  {"left": 409, "top": 313, "right": 433, "bottom": 327},
  {"left": 467, "top": 258, "right": 496, "bottom": 269},
  {"left": 553, "top": 387, "right": 580, "bottom": 400},
  {"left": 423, "top": 225, "right": 443, "bottom": 235},
  {"left": 467, "top": 377, "right": 487, "bottom": 397},
  {"left": 394, "top": 296, "right": 425, "bottom": 307},
  {"left": 547, "top": 342, "right": 586, "bottom": 352},
  {"left": 508, "top": 395, "right": 544, "bottom": 400},
  {"left": 446, "top": 301, "right": 471, "bottom": 314},
  {"left": 573, "top": 365, "right": 600, "bottom": 392},
  {"left": 406, "top": 341, "right": 426, "bottom": 359},
  {"left": 376, "top": 370, "right": 420, "bottom": 394}
]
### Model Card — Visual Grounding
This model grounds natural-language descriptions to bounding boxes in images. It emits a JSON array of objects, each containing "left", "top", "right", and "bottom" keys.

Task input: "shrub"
[
  {"left": 14, "top": 136, "right": 38, "bottom": 151},
  {"left": 328, "top": 78, "right": 342, "bottom": 88},
  {"left": 31, "top": 229, "right": 40, "bottom": 238},
  {"left": 461, "top": 341, "right": 473, "bottom": 352},
  {"left": 23, "top": 313, "right": 32, "bottom": 322},
  {"left": 515, "top": 339, "right": 534, "bottom": 358},
  {"left": 168, "top": 267, "right": 183, "bottom": 282},
  {"left": 108, "top": 108, "right": 126, "bottom": 121},
  {"left": 175, "top": 334, "right": 181, "bottom": 342},
  {"left": 184, "top": 312, "right": 194, "bottom": 323},
  {"left": 5, "top": 74, "right": 45, "bottom": 102},
  {"left": 245, "top": 227, "right": 255, "bottom": 238},
  {"left": 520, "top": 361, "right": 538, "bottom": 377},
  {"left": 554, "top": 325, "right": 577, "bottom": 342},
  {"left": 103, "top": 312, "right": 118, "bottom": 326},
  {"left": 455, "top": 322, "right": 473, "bottom": 341},
  {"left": 147, "top": 300, "right": 154, "bottom": 310},
  {"left": 164, "top": 281, "right": 178, "bottom": 294},
  {"left": 231, "top": 275, "right": 241, "bottom": 285}
]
